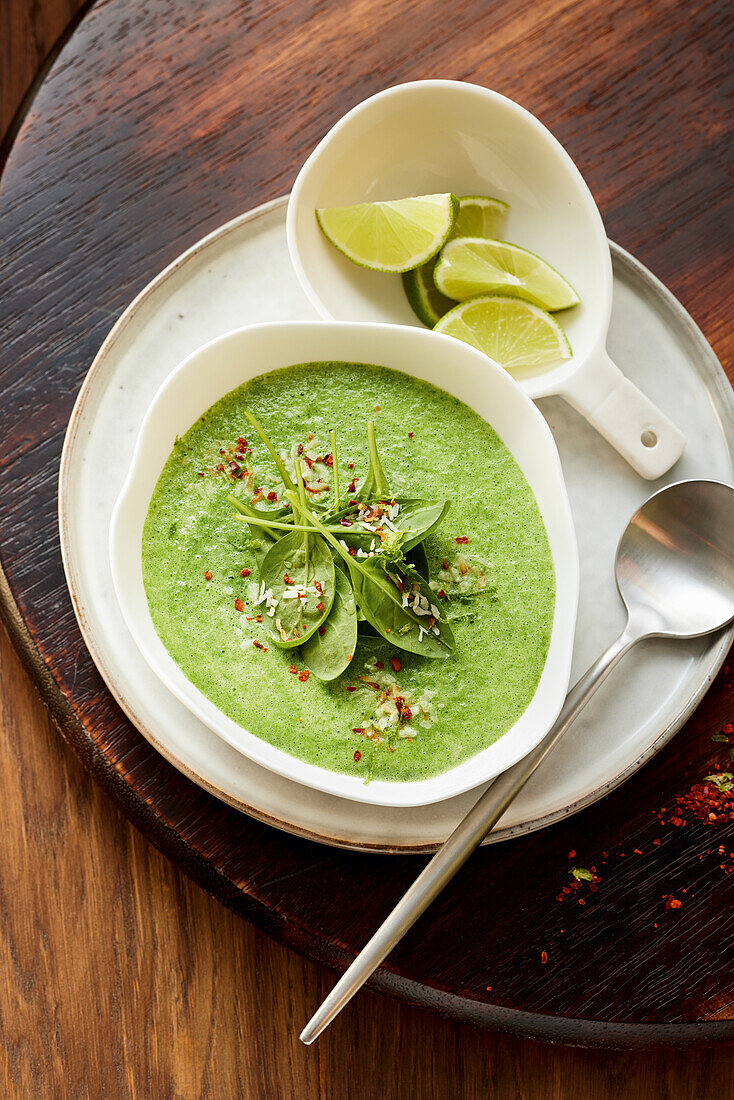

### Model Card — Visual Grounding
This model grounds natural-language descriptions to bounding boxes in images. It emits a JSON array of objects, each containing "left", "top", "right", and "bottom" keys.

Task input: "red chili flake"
[
  {"left": 240, "top": 568, "right": 251, "bottom": 577},
  {"left": 204, "top": 571, "right": 213, "bottom": 580},
  {"left": 316, "top": 601, "right": 324, "bottom": 611},
  {"left": 455, "top": 536, "right": 469, "bottom": 544},
  {"left": 302, "top": 455, "right": 314, "bottom": 469},
  {"left": 266, "top": 490, "right": 278, "bottom": 501},
  {"left": 314, "top": 580, "right": 323, "bottom": 594},
  {"left": 237, "top": 437, "right": 248, "bottom": 448},
  {"left": 666, "top": 897, "right": 682, "bottom": 909},
  {"left": 298, "top": 670, "right": 310, "bottom": 682},
  {"left": 348, "top": 481, "right": 357, "bottom": 494},
  {"left": 228, "top": 460, "right": 243, "bottom": 478},
  {"left": 216, "top": 463, "right": 226, "bottom": 472},
  {"left": 390, "top": 657, "right": 402, "bottom": 673},
  {"left": 540, "top": 950, "right": 548, "bottom": 965},
  {"left": 436, "top": 589, "right": 446, "bottom": 600},
  {"left": 340, "top": 518, "right": 354, "bottom": 527},
  {"left": 318, "top": 627, "right": 326, "bottom": 636},
  {"left": 347, "top": 462, "right": 354, "bottom": 470},
  {"left": 219, "top": 449, "right": 225, "bottom": 456},
  {"left": 297, "top": 443, "right": 304, "bottom": 455},
  {"left": 408, "top": 431, "right": 414, "bottom": 438},
  {"left": 255, "top": 614, "right": 263, "bottom": 623},
  {"left": 352, "top": 727, "right": 365, "bottom": 734},
  {"left": 288, "top": 665, "right": 298, "bottom": 675},
  {"left": 354, "top": 750, "right": 362, "bottom": 762},
  {"left": 724, "top": 723, "right": 734, "bottom": 734},
  {"left": 374, "top": 660, "right": 384, "bottom": 670},
  {"left": 442, "top": 559, "right": 450, "bottom": 570},
  {"left": 234, "top": 599, "right": 244, "bottom": 612},
  {"left": 253, "top": 640, "right": 267, "bottom": 651},
  {"left": 578, "top": 898, "right": 586, "bottom": 906},
  {"left": 323, "top": 453, "right": 334, "bottom": 466},
  {"left": 653, "top": 838, "right": 661, "bottom": 846},
  {"left": 671, "top": 816, "right": 683, "bottom": 827},
  {"left": 633, "top": 848, "right": 643, "bottom": 855},
  {"left": 349, "top": 547, "right": 357, "bottom": 556},
  {"left": 402, "top": 706, "right": 412, "bottom": 722},
  {"left": 346, "top": 686, "right": 356, "bottom": 692},
  {"left": 567, "top": 849, "right": 576, "bottom": 859},
  {"left": 283, "top": 573, "right": 294, "bottom": 585}
]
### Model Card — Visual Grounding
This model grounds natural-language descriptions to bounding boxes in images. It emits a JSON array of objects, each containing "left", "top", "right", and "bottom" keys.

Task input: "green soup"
[{"left": 142, "top": 361, "right": 555, "bottom": 782}]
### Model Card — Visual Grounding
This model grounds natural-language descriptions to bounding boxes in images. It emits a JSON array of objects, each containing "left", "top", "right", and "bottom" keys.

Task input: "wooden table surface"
[{"left": 2, "top": 1, "right": 733, "bottom": 1096}]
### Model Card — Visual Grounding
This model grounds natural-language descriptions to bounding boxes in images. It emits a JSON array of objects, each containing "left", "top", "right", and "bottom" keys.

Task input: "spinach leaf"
[
  {"left": 259, "top": 529, "right": 335, "bottom": 648},
  {"left": 300, "top": 569, "right": 358, "bottom": 681},
  {"left": 287, "top": 493, "right": 453, "bottom": 659},
  {"left": 328, "top": 497, "right": 449, "bottom": 553},
  {"left": 350, "top": 559, "right": 454, "bottom": 657}
]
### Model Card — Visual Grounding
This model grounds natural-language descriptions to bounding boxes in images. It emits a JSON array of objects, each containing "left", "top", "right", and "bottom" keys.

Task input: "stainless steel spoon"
[{"left": 301, "top": 479, "right": 734, "bottom": 1044}]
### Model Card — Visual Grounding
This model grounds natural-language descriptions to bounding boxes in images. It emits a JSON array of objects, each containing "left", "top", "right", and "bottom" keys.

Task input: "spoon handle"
[{"left": 300, "top": 624, "right": 640, "bottom": 1045}]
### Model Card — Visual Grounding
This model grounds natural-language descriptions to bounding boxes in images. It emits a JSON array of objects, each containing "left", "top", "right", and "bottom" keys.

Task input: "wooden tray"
[{"left": 1, "top": 0, "right": 733, "bottom": 1047}]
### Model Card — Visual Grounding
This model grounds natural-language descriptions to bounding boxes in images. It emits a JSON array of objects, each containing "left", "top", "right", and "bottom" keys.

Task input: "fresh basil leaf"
[
  {"left": 300, "top": 569, "right": 358, "bottom": 681},
  {"left": 259, "top": 530, "right": 335, "bottom": 648}
]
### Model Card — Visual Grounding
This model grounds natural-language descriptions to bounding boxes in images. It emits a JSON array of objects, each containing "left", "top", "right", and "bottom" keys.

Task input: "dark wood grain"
[{"left": 1, "top": 0, "right": 733, "bottom": 1054}]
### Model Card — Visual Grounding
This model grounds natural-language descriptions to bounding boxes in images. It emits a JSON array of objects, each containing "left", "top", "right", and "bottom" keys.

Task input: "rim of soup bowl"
[{"left": 109, "top": 320, "right": 579, "bottom": 807}]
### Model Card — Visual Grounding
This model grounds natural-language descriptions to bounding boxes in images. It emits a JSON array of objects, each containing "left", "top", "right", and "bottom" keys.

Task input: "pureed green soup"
[{"left": 142, "top": 362, "right": 555, "bottom": 782}]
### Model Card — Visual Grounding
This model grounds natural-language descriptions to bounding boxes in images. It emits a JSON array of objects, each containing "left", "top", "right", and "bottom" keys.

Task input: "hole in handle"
[{"left": 641, "top": 430, "right": 658, "bottom": 448}]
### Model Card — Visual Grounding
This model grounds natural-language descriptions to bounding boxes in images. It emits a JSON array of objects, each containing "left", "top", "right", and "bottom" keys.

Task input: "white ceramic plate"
[
  {"left": 109, "top": 320, "right": 578, "bottom": 807},
  {"left": 59, "top": 196, "right": 734, "bottom": 851}
]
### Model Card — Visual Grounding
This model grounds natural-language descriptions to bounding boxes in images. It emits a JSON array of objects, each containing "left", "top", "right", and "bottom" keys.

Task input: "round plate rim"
[{"left": 57, "top": 195, "right": 734, "bottom": 855}]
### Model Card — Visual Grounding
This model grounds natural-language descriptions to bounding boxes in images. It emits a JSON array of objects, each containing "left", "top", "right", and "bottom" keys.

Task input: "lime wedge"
[
  {"left": 402, "top": 257, "right": 457, "bottom": 326},
  {"left": 434, "top": 238, "right": 579, "bottom": 311},
  {"left": 316, "top": 194, "right": 458, "bottom": 273},
  {"left": 403, "top": 195, "right": 507, "bottom": 326},
  {"left": 450, "top": 195, "right": 509, "bottom": 240},
  {"left": 434, "top": 296, "right": 572, "bottom": 372}
]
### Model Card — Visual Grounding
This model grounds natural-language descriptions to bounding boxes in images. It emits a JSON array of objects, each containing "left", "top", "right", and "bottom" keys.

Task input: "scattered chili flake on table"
[
  {"left": 455, "top": 536, "right": 469, "bottom": 544},
  {"left": 234, "top": 598, "right": 244, "bottom": 612},
  {"left": 240, "top": 568, "right": 251, "bottom": 577},
  {"left": 666, "top": 897, "right": 682, "bottom": 909},
  {"left": 298, "top": 670, "right": 310, "bottom": 682},
  {"left": 204, "top": 571, "right": 213, "bottom": 580},
  {"left": 253, "top": 640, "right": 267, "bottom": 651}
]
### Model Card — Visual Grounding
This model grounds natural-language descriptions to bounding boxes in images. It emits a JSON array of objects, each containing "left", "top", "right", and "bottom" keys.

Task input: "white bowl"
[
  {"left": 110, "top": 321, "right": 579, "bottom": 807},
  {"left": 287, "top": 80, "right": 685, "bottom": 479}
]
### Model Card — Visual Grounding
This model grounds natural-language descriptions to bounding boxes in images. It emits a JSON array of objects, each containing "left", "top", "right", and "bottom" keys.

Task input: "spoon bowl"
[{"left": 617, "top": 480, "right": 734, "bottom": 639}]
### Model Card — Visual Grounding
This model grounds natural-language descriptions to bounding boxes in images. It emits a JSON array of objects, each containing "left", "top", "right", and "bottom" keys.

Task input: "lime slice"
[
  {"left": 450, "top": 195, "right": 509, "bottom": 240},
  {"left": 434, "top": 238, "right": 580, "bottom": 311},
  {"left": 316, "top": 193, "right": 458, "bottom": 273},
  {"left": 402, "top": 257, "right": 457, "bottom": 326},
  {"left": 434, "top": 295, "right": 572, "bottom": 372}
]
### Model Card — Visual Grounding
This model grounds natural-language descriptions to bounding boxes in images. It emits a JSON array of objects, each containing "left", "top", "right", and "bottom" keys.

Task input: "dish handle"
[{"left": 558, "top": 349, "right": 686, "bottom": 479}]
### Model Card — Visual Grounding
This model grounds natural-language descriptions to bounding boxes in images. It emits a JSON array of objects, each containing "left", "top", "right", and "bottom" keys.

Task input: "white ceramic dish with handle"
[
  {"left": 287, "top": 80, "right": 686, "bottom": 480},
  {"left": 109, "top": 320, "right": 579, "bottom": 808}
]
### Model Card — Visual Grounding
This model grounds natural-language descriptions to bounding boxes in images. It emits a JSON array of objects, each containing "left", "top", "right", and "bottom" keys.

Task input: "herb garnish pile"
[{"left": 226, "top": 410, "right": 455, "bottom": 681}]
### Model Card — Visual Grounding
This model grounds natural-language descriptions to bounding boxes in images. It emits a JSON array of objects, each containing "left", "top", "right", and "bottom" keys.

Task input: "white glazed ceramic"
[
  {"left": 287, "top": 80, "right": 686, "bottom": 480},
  {"left": 109, "top": 320, "right": 578, "bottom": 808},
  {"left": 59, "top": 197, "right": 733, "bottom": 851}
]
